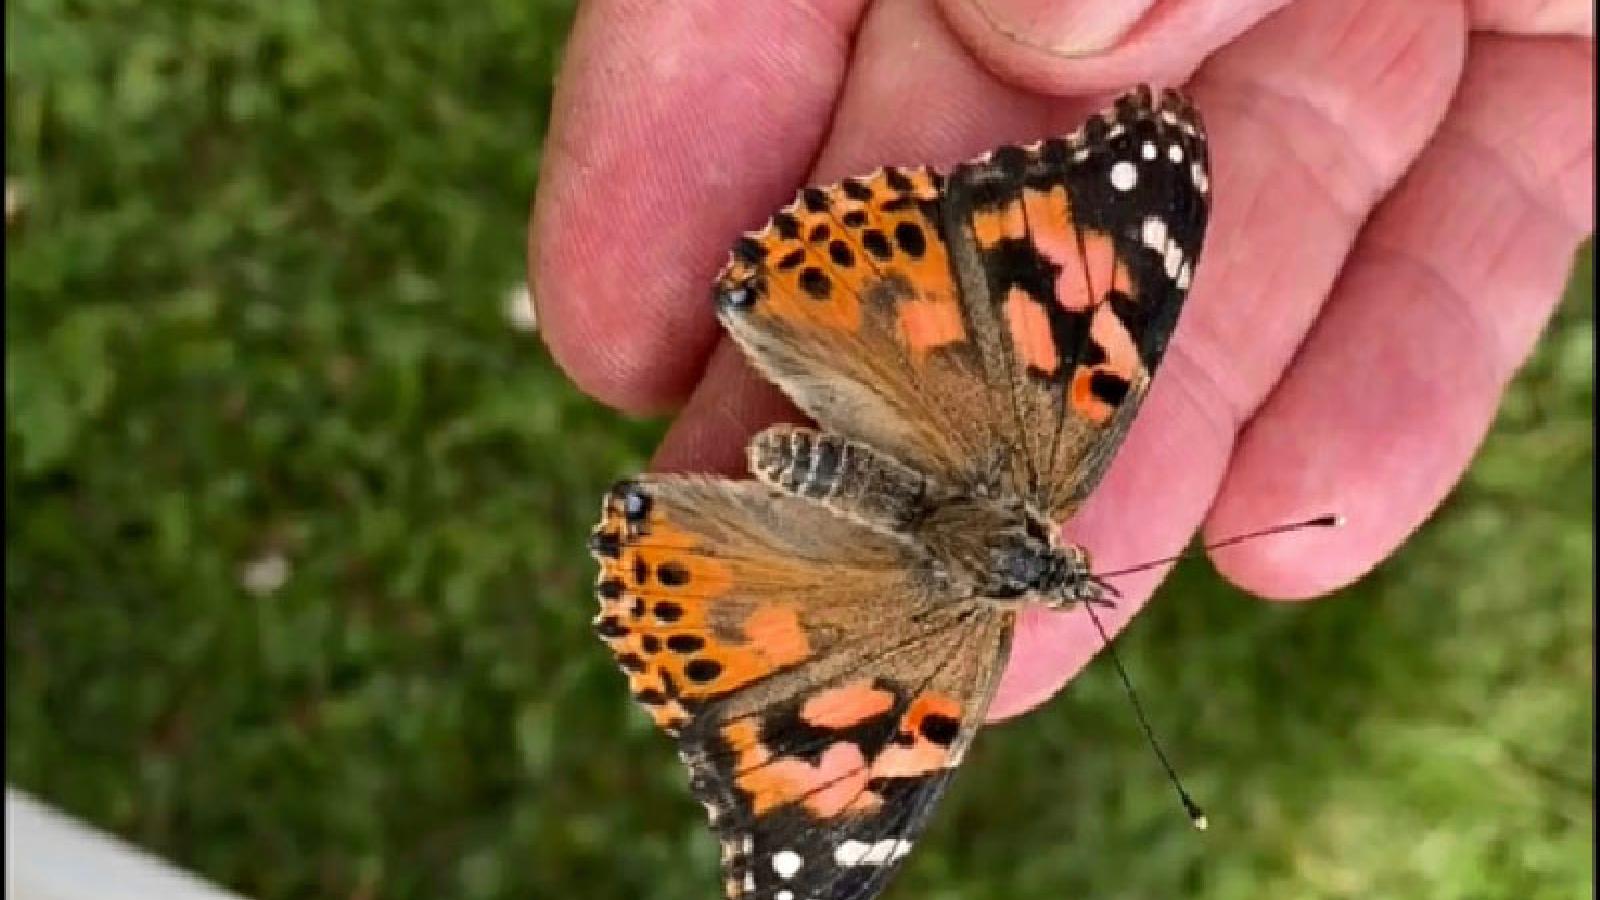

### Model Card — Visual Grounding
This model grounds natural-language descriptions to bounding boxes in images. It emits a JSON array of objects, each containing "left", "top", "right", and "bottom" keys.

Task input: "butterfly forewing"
[{"left": 717, "top": 86, "right": 1210, "bottom": 516}]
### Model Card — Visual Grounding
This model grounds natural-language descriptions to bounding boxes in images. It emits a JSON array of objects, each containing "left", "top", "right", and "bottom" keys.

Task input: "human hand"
[{"left": 530, "top": 0, "right": 1593, "bottom": 720}]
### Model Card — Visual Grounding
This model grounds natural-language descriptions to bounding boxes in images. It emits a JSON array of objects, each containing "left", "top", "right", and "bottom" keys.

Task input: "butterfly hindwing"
[
  {"left": 692, "top": 607, "right": 1009, "bottom": 900},
  {"left": 591, "top": 479, "right": 1012, "bottom": 900},
  {"left": 715, "top": 86, "right": 1210, "bottom": 517}
]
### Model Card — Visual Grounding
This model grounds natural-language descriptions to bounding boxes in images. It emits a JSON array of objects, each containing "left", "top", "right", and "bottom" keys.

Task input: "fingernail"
[{"left": 964, "top": 0, "right": 1158, "bottom": 55}]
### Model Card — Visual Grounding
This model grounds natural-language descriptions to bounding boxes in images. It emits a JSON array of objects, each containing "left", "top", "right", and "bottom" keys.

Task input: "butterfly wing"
[
  {"left": 591, "top": 479, "right": 1011, "bottom": 899},
  {"left": 941, "top": 86, "right": 1210, "bottom": 517},
  {"left": 715, "top": 86, "right": 1210, "bottom": 519},
  {"left": 714, "top": 163, "right": 1005, "bottom": 485}
]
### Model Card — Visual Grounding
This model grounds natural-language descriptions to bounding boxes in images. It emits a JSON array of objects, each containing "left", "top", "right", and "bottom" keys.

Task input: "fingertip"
[
  {"left": 935, "top": 0, "right": 1288, "bottom": 96},
  {"left": 1203, "top": 260, "right": 1506, "bottom": 602},
  {"left": 528, "top": 0, "right": 872, "bottom": 414},
  {"left": 531, "top": 193, "right": 720, "bottom": 413}
]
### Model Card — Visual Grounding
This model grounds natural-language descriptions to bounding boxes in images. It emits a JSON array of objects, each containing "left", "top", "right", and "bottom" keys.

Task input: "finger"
[
  {"left": 650, "top": 342, "right": 799, "bottom": 475},
  {"left": 1470, "top": 0, "right": 1593, "bottom": 36},
  {"left": 529, "top": 0, "right": 868, "bottom": 414},
  {"left": 935, "top": 0, "right": 1289, "bottom": 96},
  {"left": 996, "top": 0, "right": 1469, "bottom": 717},
  {"left": 1206, "top": 34, "right": 1595, "bottom": 599}
]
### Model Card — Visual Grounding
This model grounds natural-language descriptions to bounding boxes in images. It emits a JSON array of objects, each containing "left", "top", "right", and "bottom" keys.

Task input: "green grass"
[{"left": 5, "top": 2, "right": 1591, "bottom": 898}]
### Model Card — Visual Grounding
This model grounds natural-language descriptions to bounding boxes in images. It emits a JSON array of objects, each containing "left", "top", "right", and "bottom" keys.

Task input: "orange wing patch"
[
  {"left": 801, "top": 680, "right": 897, "bottom": 729},
  {"left": 972, "top": 198, "right": 1025, "bottom": 249},
  {"left": 716, "top": 166, "right": 965, "bottom": 356},
  {"left": 1068, "top": 301, "right": 1142, "bottom": 424},
  {"left": 592, "top": 483, "right": 812, "bottom": 735},
  {"left": 1004, "top": 287, "right": 1058, "bottom": 374},
  {"left": 713, "top": 688, "right": 965, "bottom": 821},
  {"left": 723, "top": 718, "right": 880, "bottom": 818},
  {"left": 897, "top": 297, "right": 965, "bottom": 356}
]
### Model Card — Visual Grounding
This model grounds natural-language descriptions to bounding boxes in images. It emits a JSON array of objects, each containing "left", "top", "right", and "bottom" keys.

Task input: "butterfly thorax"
[{"left": 908, "top": 496, "right": 1100, "bottom": 607}]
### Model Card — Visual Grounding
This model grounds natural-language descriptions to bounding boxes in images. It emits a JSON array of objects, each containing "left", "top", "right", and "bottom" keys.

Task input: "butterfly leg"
[{"left": 747, "top": 425, "right": 933, "bottom": 536}]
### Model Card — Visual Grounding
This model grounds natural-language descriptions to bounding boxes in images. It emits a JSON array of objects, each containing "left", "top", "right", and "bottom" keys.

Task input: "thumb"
[{"left": 936, "top": 0, "right": 1290, "bottom": 94}]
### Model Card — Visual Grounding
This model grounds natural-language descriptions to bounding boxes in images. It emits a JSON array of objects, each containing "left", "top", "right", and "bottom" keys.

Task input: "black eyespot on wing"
[
  {"left": 893, "top": 221, "right": 926, "bottom": 258},
  {"left": 732, "top": 236, "right": 767, "bottom": 265},
  {"left": 799, "top": 267, "right": 832, "bottom": 300},
  {"left": 657, "top": 561, "right": 690, "bottom": 586},
  {"left": 862, "top": 229, "right": 892, "bottom": 260},
  {"left": 685, "top": 659, "right": 723, "bottom": 683},
  {"left": 1088, "top": 370, "right": 1130, "bottom": 406},
  {"left": 666, "top": 634, "right": 705, "bottom": 653},
  {"left": 588, "top": 530, "right": 622, "bottom": 558},
  {"left": 919, "top": 713, "right": 961, "bottom": 747},
  {"left": 773, "top": 212, "right": 802, "bottom": 240},
  {"left": 842, "top": 178, "right": 874, "bottom": 201}
]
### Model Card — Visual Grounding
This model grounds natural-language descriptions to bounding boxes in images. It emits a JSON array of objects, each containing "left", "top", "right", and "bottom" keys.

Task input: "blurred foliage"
[{"left": 5, "top": 1, "right": 1592, "bottom": 898}]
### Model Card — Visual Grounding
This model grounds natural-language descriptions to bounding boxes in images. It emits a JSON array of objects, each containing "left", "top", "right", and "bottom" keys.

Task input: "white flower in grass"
[
  {"left": 6, "top": 178, "right": 24, "bottom": 224},
  {"left": 240, "top": 551, "right": 290, "bottom": 597}
]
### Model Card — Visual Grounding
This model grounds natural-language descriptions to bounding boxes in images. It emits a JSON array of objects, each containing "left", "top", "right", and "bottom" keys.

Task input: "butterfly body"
[
  {"left": 591, "top": 86, "right": 1210, "bottom": 900},
  {"left": 748, "top": 422, "right": 1094, "bottom": 606}
]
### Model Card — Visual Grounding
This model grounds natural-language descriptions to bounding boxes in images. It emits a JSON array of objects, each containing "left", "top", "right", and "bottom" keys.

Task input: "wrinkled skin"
[{"left": 530, "top": 0, "right": 1594, "bottom": 720}]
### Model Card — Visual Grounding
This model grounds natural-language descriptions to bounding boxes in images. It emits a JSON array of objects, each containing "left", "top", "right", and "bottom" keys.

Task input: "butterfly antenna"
[
  {"left": 1096, "top": 514, "right": 1344, "bottom": 580},
  {"left": 1081, "top": 512, "right": 1344, "bottom": 830},
  {"left": 1081, "top": 601, "right": 1207, "bottom": 830}
]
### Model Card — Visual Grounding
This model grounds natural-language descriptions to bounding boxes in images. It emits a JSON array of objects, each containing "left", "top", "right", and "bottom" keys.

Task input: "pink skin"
[{"left": 530, "top": 0, "right": 1594, "bottom": 721}]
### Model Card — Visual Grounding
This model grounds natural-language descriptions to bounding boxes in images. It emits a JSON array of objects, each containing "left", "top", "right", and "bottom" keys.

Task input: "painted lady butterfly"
[{"left": 591, "top": 85, "right": 1210, "bottom": 900}]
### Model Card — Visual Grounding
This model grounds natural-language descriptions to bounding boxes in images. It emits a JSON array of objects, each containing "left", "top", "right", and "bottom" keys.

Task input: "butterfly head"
[
  {"left": 1032, "top": 543, "right": 1116, "bottom": 609},
  {"left": 983, "top": 518, "right": 1111, "bottom": 608}
]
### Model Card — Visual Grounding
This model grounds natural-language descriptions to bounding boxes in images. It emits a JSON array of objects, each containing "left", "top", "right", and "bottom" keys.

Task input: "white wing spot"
[
  {"left": 1190, "top": 161, "right": 1209, "bottom": 193},
  {"left": 835, "top": 838, "right": 914, "bottom": 867},
  {"left": 1141, "top": 141, "right": 1157, "bottom": 161},
  {"left": 1164, "top": 241, "right": 1184, "bottom": 280},
  {"left": 772, "top": 850, "right": 803, "bottom": 880},
  {"left": 1141, "top": 216, "right": 1167, "bottom": 253},
  {"left": 1176, "top": 261, "right": 1192, "bottom": 290},
  {"left": 1168, "top": 144, "right": 1184, "bottom": 163},
  {"left": 1109, "top": 161, "right": 1138, "bottom": 192},
  {"left": 776, "top": 892, "right": 794, "bottom": 900}
]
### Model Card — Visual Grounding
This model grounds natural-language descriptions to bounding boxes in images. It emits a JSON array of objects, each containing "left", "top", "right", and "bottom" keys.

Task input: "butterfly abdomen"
[{"left": 748, "top": 425, "right": 930, "bottom": 535}]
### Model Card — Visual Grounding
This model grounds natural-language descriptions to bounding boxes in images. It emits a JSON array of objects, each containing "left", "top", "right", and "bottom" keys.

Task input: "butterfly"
[{"left": 589, "top": 85, "right": 1210, "bottom": 900}]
